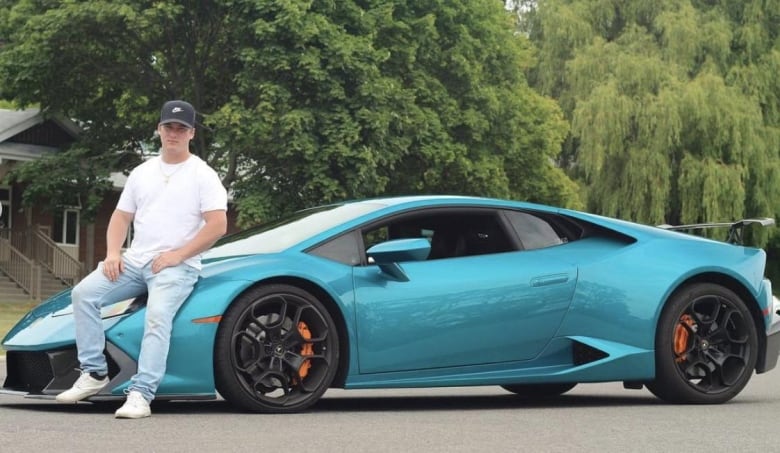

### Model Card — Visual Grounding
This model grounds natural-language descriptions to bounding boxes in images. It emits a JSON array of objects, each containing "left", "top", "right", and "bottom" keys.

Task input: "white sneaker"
[
  {"left": 114, "top": 391, "right": 151, "bottom": 419},
  {"left": 55, "top": 372, "right": 108, "bottom": 403}
]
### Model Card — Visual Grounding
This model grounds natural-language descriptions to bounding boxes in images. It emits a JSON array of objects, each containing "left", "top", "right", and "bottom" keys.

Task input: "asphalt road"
[{"left": 1, "top": 357, "right": 779, "bottom": 453}]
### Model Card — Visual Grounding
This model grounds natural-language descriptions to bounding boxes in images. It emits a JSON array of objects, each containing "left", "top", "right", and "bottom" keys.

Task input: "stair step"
[{"left": 0, "top": 267, "right": 74, "bottom": 302}]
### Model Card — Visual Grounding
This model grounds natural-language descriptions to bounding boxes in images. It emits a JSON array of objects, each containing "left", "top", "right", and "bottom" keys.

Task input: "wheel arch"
[
  {"left": 664, "top": 272, "right": 766, "bottom": 370},
  {"left": 215, "top": 276, "right": 351, "bottom": 388}
]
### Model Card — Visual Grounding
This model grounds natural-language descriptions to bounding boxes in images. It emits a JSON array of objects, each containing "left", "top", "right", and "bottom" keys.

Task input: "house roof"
[
  {"left": 0, "top": 108, "right": 80, "bottom": 161},
  {"left": 0, "top": 112, "right": 230, "bottom": 197}
]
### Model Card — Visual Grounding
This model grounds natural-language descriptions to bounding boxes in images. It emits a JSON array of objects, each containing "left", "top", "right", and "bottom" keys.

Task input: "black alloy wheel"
[
  {"left": 215, "top": 284, "right": 339, "bottom": 413},
  {"left": 647, "top": 283, "right": 758, "bottom": 404}
]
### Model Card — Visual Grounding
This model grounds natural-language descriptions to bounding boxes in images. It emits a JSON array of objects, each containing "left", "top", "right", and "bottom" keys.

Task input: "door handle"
[{"left": 530, "top": 274, "right": 570, "bottom": 287}]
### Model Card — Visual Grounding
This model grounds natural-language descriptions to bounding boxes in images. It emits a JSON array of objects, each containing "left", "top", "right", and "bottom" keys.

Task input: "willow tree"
[{"left": 520, "top": 0, "right": 780, "bottom": 243}]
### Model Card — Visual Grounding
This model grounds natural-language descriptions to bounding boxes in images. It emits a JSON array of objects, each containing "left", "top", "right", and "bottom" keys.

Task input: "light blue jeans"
[{"left": 71, "top": 258, "right": 199, "bottom": 402}]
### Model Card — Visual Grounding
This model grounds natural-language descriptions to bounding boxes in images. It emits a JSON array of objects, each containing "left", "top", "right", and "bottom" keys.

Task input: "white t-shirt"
[{"left": 117, "top": 154, "right": 228, "bottom": 270}]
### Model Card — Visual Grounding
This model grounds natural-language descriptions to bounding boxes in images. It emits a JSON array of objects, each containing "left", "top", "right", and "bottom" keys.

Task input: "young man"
[{"left": 56, "top": 100, "right": 228, "bottom": 418}]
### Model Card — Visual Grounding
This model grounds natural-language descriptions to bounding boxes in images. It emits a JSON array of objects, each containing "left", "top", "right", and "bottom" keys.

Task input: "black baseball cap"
[{"left": 160, "top": 100, "right": 196, "bottom": 128}]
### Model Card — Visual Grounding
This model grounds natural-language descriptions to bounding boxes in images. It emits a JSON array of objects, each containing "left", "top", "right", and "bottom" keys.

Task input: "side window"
[
  {"left": 363, "top": 225, "right": 390, "bottom": 252},
  {"left": 451, "top": 214, "right": 514, "bottom": 258},
  {"left": 361, "top": 211, "right": 515, "bottom": 262},
  {"left": 308, "top": 232, "right": 361, "bottom": 265},
  {"left": 505, "top": 211, "right": 565, "bottom": 250}
]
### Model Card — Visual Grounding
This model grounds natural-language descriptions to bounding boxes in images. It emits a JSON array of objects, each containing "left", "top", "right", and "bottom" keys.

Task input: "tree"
[
  {"left": 517, "top": 0, "right": 780, "bottom": 244},
  {"left": 0, "top": 0, "right": 250, "bottom": 219},
  {"left": 217, "top": 0, "right": 581, "bottom": 224},
  {"left": 1, "top": 0, "right": 579, "bottom": 227}
]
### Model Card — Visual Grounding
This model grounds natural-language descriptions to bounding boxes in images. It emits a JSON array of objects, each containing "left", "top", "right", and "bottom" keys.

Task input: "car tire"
[
  {"left": 500, "top": 383, "right": 576, "bottom": 397},
  {"left": 646, "top": 283, "right": 758, "bottom": 404},
  {"left": 214, "top": 284, "right": 340, "bottom": 413}
]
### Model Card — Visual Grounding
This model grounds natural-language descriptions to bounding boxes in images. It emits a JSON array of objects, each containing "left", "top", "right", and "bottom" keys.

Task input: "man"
[{"left": 56, "top": 100, "right": 228, "bottom": 419}]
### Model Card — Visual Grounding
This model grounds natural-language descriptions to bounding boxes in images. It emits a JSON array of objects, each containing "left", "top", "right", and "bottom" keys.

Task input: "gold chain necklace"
[{"left": 159, "top": 159, "right": 186, "bottom": 184}]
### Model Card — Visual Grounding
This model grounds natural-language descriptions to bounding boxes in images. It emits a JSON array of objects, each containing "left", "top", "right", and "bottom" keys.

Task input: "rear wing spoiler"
[{"left": 657, "top": 218, "right": 775, "bottom": 245}]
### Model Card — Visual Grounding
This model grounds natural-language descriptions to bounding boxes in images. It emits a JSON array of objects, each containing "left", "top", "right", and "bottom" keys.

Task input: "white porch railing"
[
  {"left": 0, "top": 236, "right": 41, "bottom": 300},
  {"left": 0, "top": 226, "right": 84, "bottom": 300},
  {"left": 31, "top": 228, "right": 83, "bottom": 286}
]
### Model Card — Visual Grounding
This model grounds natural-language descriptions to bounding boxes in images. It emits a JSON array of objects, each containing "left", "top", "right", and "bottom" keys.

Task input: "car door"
[{"left": 352, "top": 208, "right": 578, "bottom": 374}]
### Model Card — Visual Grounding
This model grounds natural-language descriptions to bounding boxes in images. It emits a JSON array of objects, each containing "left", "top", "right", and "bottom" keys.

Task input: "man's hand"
[
  {"left": 102, "top": 254, "right": 124, "bottom": 282},
  {"left": 152, "top": 250, "right": 184, "bottom": 274}
]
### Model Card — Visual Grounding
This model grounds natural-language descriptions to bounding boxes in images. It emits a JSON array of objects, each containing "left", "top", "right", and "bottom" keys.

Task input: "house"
[{"left": 0, "top": 108, "right": 238, "bottom": 302}]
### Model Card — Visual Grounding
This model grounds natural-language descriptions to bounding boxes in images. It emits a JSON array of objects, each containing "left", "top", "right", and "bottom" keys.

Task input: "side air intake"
[{"left": 572, "top": 340, "right": 609, "bottom": 366}]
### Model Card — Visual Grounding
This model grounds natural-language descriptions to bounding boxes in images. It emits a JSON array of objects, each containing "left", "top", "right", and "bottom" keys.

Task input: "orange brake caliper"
[
  {"left": 297, "top": 321, "right": 314, "bottom": 380},
  {"left": 674, "top": 314, "right": 695, "bottom": 363}
]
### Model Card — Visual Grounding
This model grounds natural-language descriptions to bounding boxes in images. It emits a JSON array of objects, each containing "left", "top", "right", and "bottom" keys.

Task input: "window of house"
[
  {"left": 53, "top": 209, "right": 80, "bottom": 245},
  {"left": 0, "top": 187, "right": 10, "bottom": 229},
  {"left": 123, "top": 223, "right": 134, "bottom": 249}
]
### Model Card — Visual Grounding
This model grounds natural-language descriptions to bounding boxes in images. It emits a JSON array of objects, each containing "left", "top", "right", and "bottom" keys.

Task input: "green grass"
[{"left": 0, "top": 301, "right": 37, "bottom": 356}]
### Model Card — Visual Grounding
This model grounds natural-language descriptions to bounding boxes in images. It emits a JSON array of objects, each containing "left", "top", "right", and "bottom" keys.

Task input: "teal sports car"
[{"left": 3, "top": 195, "right": 780, "bottom": 412}]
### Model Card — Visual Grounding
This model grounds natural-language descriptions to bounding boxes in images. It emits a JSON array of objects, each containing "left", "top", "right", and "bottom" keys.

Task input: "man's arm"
[
  {"left": 151, "top": 209, "right": 228, "bottom": 273},
  {"left": 175, "top": 209, "right": 228, "bottom": 260},
  {"left": 103, "top": 209, "right": 133, "bottom": 281}
]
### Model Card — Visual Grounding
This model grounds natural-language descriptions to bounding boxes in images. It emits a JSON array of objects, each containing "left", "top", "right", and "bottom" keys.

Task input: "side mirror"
[{"left": 366, "top": 238, "right": 431, "bottom": 281}]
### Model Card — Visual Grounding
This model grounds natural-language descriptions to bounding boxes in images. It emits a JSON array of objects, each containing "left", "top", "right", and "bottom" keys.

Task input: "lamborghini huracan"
[{"left": 3, "top": 195, "right": 780, "bottom": 412}]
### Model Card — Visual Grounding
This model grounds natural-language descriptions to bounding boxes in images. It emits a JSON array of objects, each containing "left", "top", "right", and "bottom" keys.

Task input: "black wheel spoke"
[
  {"left": 253, "top": 369, "right": 291, "bottom": 393},
  {"left": 721, "top": 308, "right": 748, "bottom": 344},
  {"left": 705, "top": 350, "right": 747, "bottom": 387},
  {"left": 282, "top": 350, "right": 307, "bottom": 371},
  {"left": 691, "top": 297, "right": 720, "bottom": 332},
  {"left": 682, "top": 358, "right": 710, "bottom": 379},
  {"left": 253, "top": 296, "right": 289, "bottom": 328},
  {"left": 232, "top": 331, "right": 265, "bottom": 372}
]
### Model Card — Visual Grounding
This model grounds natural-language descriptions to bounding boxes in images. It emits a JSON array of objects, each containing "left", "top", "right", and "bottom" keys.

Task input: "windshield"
[{"left": 205, "top": 202, "right": 387, "bottom": 258}]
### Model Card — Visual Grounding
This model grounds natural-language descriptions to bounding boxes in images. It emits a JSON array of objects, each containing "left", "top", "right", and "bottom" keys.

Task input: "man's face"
[{"left": 158, "top": 122, "right": 195, "bottom": 153}]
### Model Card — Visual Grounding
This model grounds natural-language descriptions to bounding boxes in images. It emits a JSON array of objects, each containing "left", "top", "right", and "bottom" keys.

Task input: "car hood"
[{"left": 199, "top": 252, "right": 289, "bottom": 279}]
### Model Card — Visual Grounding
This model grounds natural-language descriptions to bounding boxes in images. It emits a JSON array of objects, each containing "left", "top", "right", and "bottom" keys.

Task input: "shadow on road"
[
  {"left": 313, "top": 392, "right": 664, "bottom": 412},
  {"left": 0, "top": 391, "right": 670, "bottom": 415}
]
